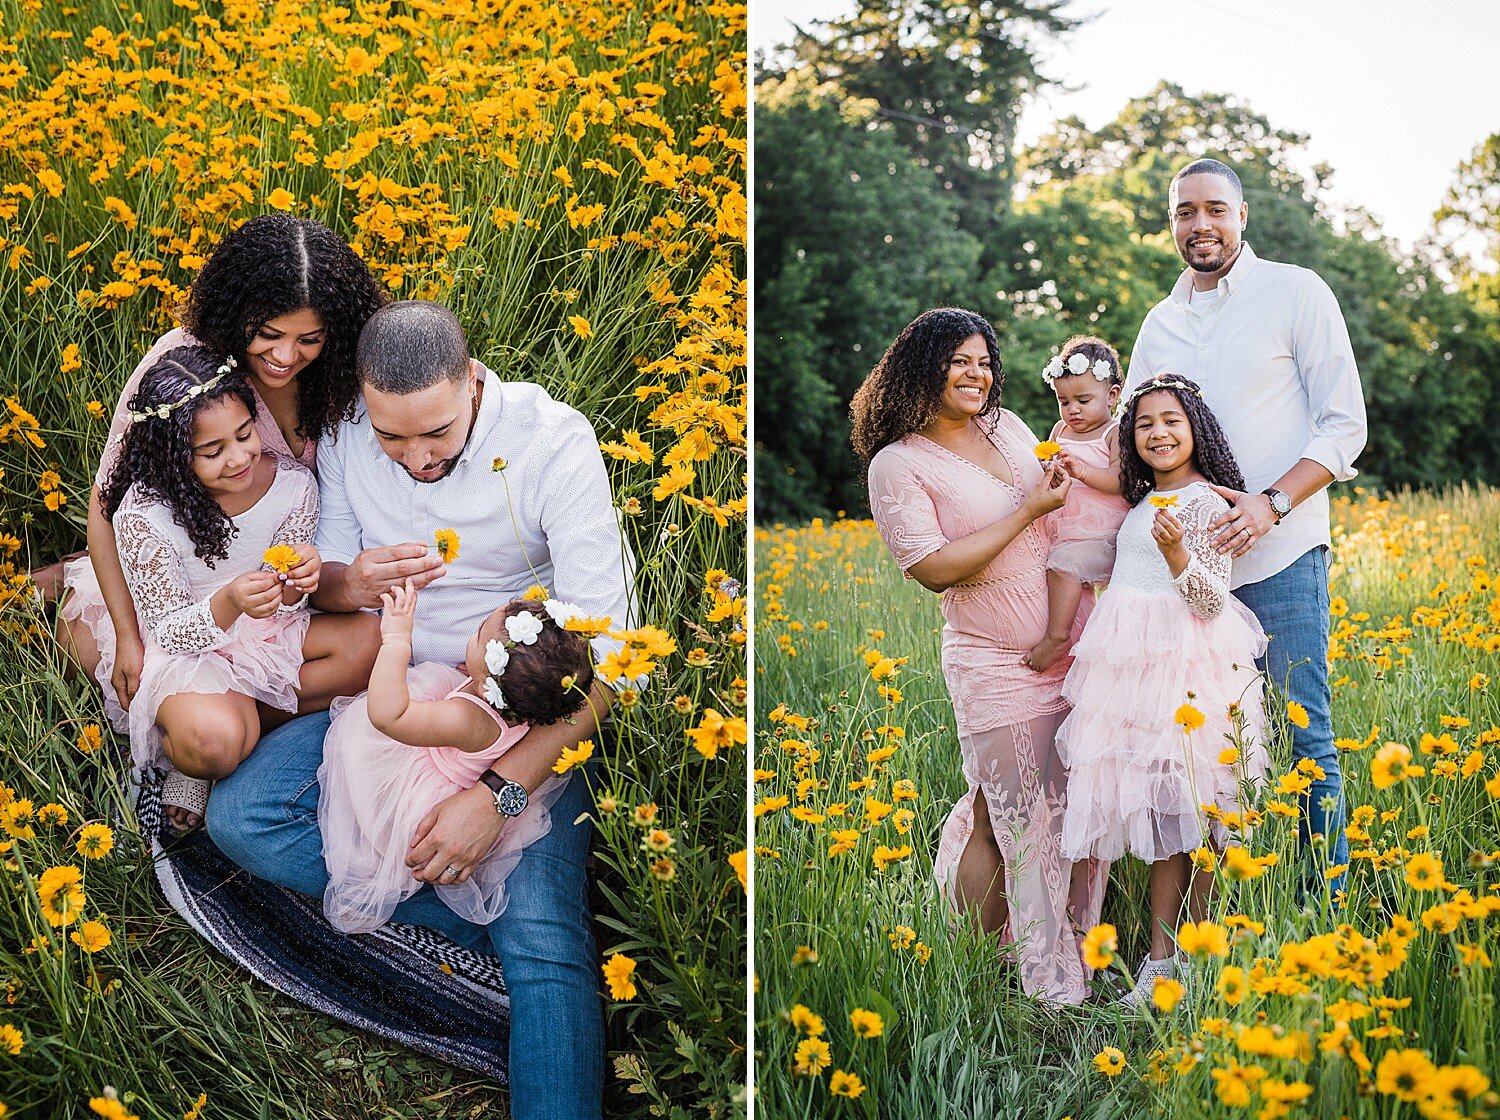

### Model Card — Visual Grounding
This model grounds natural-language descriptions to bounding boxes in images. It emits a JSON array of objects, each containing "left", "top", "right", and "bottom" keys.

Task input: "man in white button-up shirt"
[
  {"left": 1127, "top": 158, "right": 1367, "bottom": 898},
  {"left": 211, "top": 301, "right": 628, "bottom": 1120}
]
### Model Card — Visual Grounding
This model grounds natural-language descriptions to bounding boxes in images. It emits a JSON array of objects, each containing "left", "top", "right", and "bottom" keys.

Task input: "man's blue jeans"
[
  {"left": 1234, "top": 546, "right": 1349, "bottom": 895},
  {"left": 207, "top": 711, "right": 604, "bottom": 1120}
]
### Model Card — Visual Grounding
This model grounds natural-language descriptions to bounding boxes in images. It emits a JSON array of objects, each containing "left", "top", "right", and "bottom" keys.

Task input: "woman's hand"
[
  {"left": 226, "top": 570, "right": 283, "bottom": 620},
  {"left": 110, "top": 630, "right": 145, "bottom": 711},
  {"left": 282, "top": 543, "right": 322, "bottom": 596},
  {"left": 379, "top": 577, "right": 419, "bottom": 643},
  {"left": 1021, "top": 462, "right": 1072, "bottom": 519}
]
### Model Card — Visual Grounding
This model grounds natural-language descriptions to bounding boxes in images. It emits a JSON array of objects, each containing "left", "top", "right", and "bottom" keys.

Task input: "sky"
[{"left": 751, "top": 0, "right": 1499, "bottom": 253}]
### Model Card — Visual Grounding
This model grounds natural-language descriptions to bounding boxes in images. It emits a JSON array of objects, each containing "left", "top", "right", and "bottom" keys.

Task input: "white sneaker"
[{"left": 1117, "top": 955, "right": 1179, "bottom": 1011}]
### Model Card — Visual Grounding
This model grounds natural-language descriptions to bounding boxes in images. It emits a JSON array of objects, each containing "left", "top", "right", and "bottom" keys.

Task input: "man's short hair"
[
  {"left": 357, "top": 300, "right": 470, "bottom": 393},
  {"left": 1170, "top": 158, "right": 1244, "bottom": 205}
]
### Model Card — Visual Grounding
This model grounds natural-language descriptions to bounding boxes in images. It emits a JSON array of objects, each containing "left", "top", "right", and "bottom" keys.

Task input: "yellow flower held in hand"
[
  {"left": 1148, "top": 493, "right": 1180, "bottom": 508},
  {"left": 262, "top": 544, "right": 302, "bottom": 574},
  {"left": 433, "top": 528, "right": 460, "bottom": 562},
  {"left": 601, "top": 952, "right": 637, "bottom": 1000},
  {"left": 1034, "top": 440, "right": 1061, "bottom": 460}
]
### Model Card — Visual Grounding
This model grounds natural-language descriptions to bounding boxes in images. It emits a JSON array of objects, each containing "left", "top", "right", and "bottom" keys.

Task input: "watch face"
[{"left": 497, "top": 782, "right": 529, "bottom": 817}]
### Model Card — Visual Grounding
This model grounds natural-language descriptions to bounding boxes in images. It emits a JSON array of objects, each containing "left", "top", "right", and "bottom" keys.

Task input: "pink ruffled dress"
[
  {"left": 107, "top": 454, "right": 317, "bottom": 771},
  {"left": 1057, "top": 481, "right": 1269, "bottom": 862},
  {"left": 867, "top": 409, "right": 1108, "bottom": 1005},
  {"left": 318, "top": 663, "right": 570, "bottom": 934},
  {"left": 61, "top": 327, "right": 319, "bottom": 732},
  {"left": 1047, "top": 420, "right": 1130, "bottom": 584}
]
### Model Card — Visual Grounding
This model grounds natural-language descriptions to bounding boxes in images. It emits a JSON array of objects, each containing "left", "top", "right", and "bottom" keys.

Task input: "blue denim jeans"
[
  {"left": 1233, "top": 546, "right": 1348, "bottom": 895},
  {"left": 207, "top": 711, "right": 604, "bottom": 1120}
]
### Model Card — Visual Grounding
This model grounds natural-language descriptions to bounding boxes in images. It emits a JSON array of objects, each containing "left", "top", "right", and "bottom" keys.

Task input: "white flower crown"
[
  {"left": 1042, "top": 351, "right": 1114, "bottom": 388},
  {"left": 1123, "top": 376, "right": 1204, "bottom": 409},
  {"left": 125, "top": 356, "right": 239, "bottom": 425},
  {"left": 481, "top": 599, "right": 585, "bottom": 712}
]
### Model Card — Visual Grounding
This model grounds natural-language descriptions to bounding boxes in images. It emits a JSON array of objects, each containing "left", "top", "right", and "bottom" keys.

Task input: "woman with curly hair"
[
  {"left": 853, "top": 307, "right": 1108, "bottom": 1005},
  {"left": 1056, "top": 374, "right": 1267, "bottom": 1004},
  {"left": 53, "top": 214, "right": 386, "bottom": 744}
]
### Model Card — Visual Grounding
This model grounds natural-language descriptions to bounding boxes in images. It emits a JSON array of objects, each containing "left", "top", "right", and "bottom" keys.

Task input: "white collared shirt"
[
  {"left": 316, "top": 364, "right": 636, "bottom": 668},
  {"left": 1127, "top": 243, "right": 1367, "bottom": 588}
]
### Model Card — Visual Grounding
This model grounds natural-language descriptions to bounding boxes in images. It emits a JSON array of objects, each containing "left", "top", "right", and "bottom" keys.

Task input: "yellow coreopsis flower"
[
  {"left": 1177, "top": 920, "right": 1230, "bottom": 958},
  {"left": 552, "top": 739, "right": 595, "bottom": 775},
  {"left": 1034, "top": 441, "right": 1061, "bottom": 461},
  {"left": 1148, "top": 493, "right": 1179, "bottom": 508},
  {"left": 652, "top": 462, "right": 695, "bottom": 502},
  {"left": 829, "top": 1070, "right": 864, "bottom": 1098},
  {"left": 788, "top": 1004, "right": 825, "bottom": 1036},
  {"left": 849, "top": 1008, "right": 884, "bottom": 1038},
  {"left": 1175, "top": 703, "right": 1206, "bottom": 733},
  {"left": 1375, "top": 1048, "right": 1437, "bottom": 1102},
  {"left": 1286, "top": 700, "right": 1310, "bottom": 729},
  {"left": 792, "top": 1037, "right": 831, "bottom": 1076},
  {"left": 1152, "top": 976, "right": 1184, "bottom": 1013},
  {"left": 601, "top": 952, "right": 637, "bottom": 1000},
  {"left": 266, "top": 188, "right": 296, "bottom": 210},
  {"left": 433, "top": 528, "right": 459, "bottom": 563},
  {"left": 728, "top": 849, "right": 747, "bottom": 892},
  {"left": 76, "top": 823, "right": 114, "bottom": 859},
  {"left": 0, "top": 1022, "right": 22, "bottom": 1054},
  {"left": 1081, "top": 923, "right": 1117, "bottom": 970},
  {"left": 70, "top": 920, "right": 111, "bottom": 953},
  {"left": 262, "top": 544, "right": 302, "bottom": 574},
  {"left": 685, "top": 709, "right": 747, "bottom": 760},
  {"left": 1092, "top": 1046, "right": 1125, "bottom": 1076},
  {"left": 569, "top": 315, "right": 592, "bottom": 339},
  {"left": 77, "top": 724, "right": 103, "bottom": 754},
  {"left": 1404, "top": 851, "right": 1444, "bottom": 891}
]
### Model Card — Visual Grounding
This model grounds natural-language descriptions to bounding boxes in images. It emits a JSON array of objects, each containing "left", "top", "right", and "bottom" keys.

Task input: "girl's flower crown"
[
  {"left": 1122, "top": 376, "right": 1204, "bottom": 410},
  {"left": 481, "top": 598, "right": 584, "bottom": 712},
  {"left": 1042, "top": 351, "right": 1113, "bottom": 387},
  {"left": 125, "top": 356, "right": 238, "bottom": 425}
]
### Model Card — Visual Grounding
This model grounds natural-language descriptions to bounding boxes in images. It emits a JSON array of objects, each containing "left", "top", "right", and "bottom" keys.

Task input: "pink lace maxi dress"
[
  {"left": 61, "top": 327, "right": 320, "bottom": 732},
  {"left": 867, "top": 408, "right": 1108, "bottom": 1005},
  {"left": 112, "top": 454, "right": 317, "bottom": 772},
  {"left": 317, "top": 664, "right": 571, "bottom": 933}
]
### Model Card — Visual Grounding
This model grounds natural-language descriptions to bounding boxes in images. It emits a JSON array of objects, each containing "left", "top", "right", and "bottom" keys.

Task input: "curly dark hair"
[
  {"left": 487, "top": 601, "right": 597, "bottom": 727},
  {"left": 1051, "top": 334, "right": 1123, "bottom": 388},
  {"left": 1118, "top": 375, "right": 1246, "bottom": 505},
  {"left": 183, "top": 215, "right": 387, "bottom": 442},
  {"left": 850, "top": 308, "right": 1003, "bottom": 463},
  {"left": 100, "top": 344, "right": 257, "bottom": 565}
]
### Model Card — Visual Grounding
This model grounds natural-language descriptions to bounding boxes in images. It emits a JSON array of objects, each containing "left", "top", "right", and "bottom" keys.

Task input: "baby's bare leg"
[{"left": 1025, "top": 569, "right": 1082, "bottom": 672}]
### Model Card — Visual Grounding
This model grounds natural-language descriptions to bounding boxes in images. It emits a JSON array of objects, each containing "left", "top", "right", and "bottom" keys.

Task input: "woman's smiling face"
[
  {"left": 244, "top": 306, "right": 327, "bottom": 389},
  {"left": 935, "top": 332, "right": 992, "bottom": 421}
]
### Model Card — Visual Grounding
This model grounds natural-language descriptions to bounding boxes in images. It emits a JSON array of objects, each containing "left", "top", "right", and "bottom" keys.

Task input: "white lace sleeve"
[
  {"left": 268, "top": 463, "right": 319, "bottom": 614},
  {"left": 115, "top": 508, "right": 230, "bottom": 653},
  {"left": 1169, "top": 491, "right": 1233, "bottom": 620}
]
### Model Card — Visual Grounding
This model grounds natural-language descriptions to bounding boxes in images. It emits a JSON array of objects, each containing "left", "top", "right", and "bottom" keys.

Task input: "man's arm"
[{"left": 405, "top": 679, "right": 613, "bottom": 884}]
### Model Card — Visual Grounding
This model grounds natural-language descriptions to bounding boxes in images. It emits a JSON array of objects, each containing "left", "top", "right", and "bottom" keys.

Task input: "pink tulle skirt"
[
  {"left": 1056, "top": 585, "right": 1268, "bottom": 863},
  {"left": 1048, "top": 486, "right": 1129, "bottom": 584},
  {"left": 62, "top": 557, "right": 308, "bottom": 770},
  {"left": 318, "top": 662, "right": 569, "bottom": 934}
]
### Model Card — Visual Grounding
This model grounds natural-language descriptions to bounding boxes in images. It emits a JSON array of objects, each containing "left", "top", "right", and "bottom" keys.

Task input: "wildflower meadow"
[
  {"left": 755, "top": 486, "right": 1500, "bottom": 1119},
  {"left": 0, "top": 1, "right": 746, "bottom": 1116}
]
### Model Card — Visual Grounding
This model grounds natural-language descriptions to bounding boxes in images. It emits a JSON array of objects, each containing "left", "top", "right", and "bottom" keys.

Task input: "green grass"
[{"left": 753, "top": 486, "right": 1500, "bottom": 1118}]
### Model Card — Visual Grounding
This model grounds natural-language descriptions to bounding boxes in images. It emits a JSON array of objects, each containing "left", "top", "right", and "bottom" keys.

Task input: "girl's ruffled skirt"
[{"left": 1056, "top": 586, "right": 1268, "bottom": 863}]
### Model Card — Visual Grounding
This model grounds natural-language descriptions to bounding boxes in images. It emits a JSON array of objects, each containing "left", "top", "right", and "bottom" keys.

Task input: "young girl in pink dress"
[
  {"left": 1024, "top": 336, "right": 1132, "bottom": 673},
  {"left": 1056, "top": 374, "right": 1268, "bottom": 1002},
  {"left": 94, "top": 344, "right": 379, "bottom": 823},
  {"left": 318, "top": 581, "right": 594, "bottom": 934}
]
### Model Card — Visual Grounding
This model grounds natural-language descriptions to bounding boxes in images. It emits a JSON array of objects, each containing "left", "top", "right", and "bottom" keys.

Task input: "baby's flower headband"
[
  {"left": 481, "top": 600, "right": 584, "bottom": 712},
  {"left": 1042, "top": 350, "right": 1113, "bottom": 388},
  {"left": 125, "top": 356, "right": 238, "bottom": 425}
]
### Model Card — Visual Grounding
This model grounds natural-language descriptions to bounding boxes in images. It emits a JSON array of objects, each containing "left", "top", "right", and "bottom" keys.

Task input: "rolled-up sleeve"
[
  {"left": 537, "top": 410, "right": 637, "bottom": 662},
  {"left": 1293, "top": 275, "right": 1366, "bottom": 482},
  {"left": 867, "top": 447, "right": 947, "bottom": 575},
  {"left": 314, "top": 426, "right": 363, "bottom": 565}
]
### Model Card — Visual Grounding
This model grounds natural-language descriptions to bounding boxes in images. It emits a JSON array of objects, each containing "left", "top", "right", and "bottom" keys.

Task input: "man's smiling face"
[
  {"left": 365, "top": 361, "right": 478, "bottom": 483},
  {"left": 1170, "top": 172, "right": 1248, "bottom": 278}
]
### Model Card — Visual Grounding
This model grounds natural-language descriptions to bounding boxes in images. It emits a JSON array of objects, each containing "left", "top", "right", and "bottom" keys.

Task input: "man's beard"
[
  {"left": 1184, "top": 239, "right": 1238, "bottom": 273},
  {"left": 405, "top": 454, "right": 461, "bottom": 483}
]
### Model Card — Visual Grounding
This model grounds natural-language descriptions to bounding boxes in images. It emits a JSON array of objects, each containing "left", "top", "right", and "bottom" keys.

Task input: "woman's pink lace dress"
[
  {"left": 61, "top": 327, "right": 319, "bottom": 731},
  {"left": 867, "top": 408, "right": 1108, "bottom": 1005}
]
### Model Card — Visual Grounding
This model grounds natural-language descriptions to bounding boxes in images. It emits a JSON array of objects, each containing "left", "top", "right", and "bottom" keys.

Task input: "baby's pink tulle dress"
[
  {"left": 1057, "top": 481, "right": 1268, "bottom": 862},
  {"left": 318, "top": 663, "right": 570, "bottom": 934},
  {"left": 1047, "top": 420, "right": 1130, "bottom": 584}
]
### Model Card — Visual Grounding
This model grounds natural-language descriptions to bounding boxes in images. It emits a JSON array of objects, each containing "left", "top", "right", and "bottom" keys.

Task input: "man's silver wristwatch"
[
  {"left": 1262, "top": 488, "right": 1291, "bottom": 524},
  {"left": 479, "top": 771, "right": 529, "bottom": 817}
]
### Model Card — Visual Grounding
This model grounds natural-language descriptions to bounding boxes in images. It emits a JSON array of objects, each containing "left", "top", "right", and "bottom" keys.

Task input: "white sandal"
[
  {"left": 160, "top": 770, "right": 212, "bottom": 826},
  {"left": 1117, "top": 954, "right": 1183, "bottom": 1011}
]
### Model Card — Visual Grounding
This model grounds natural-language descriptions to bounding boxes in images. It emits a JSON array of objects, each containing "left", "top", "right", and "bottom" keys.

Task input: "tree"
[{"left": 754, "top": 77, "right": 983, "bottom": 522}]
